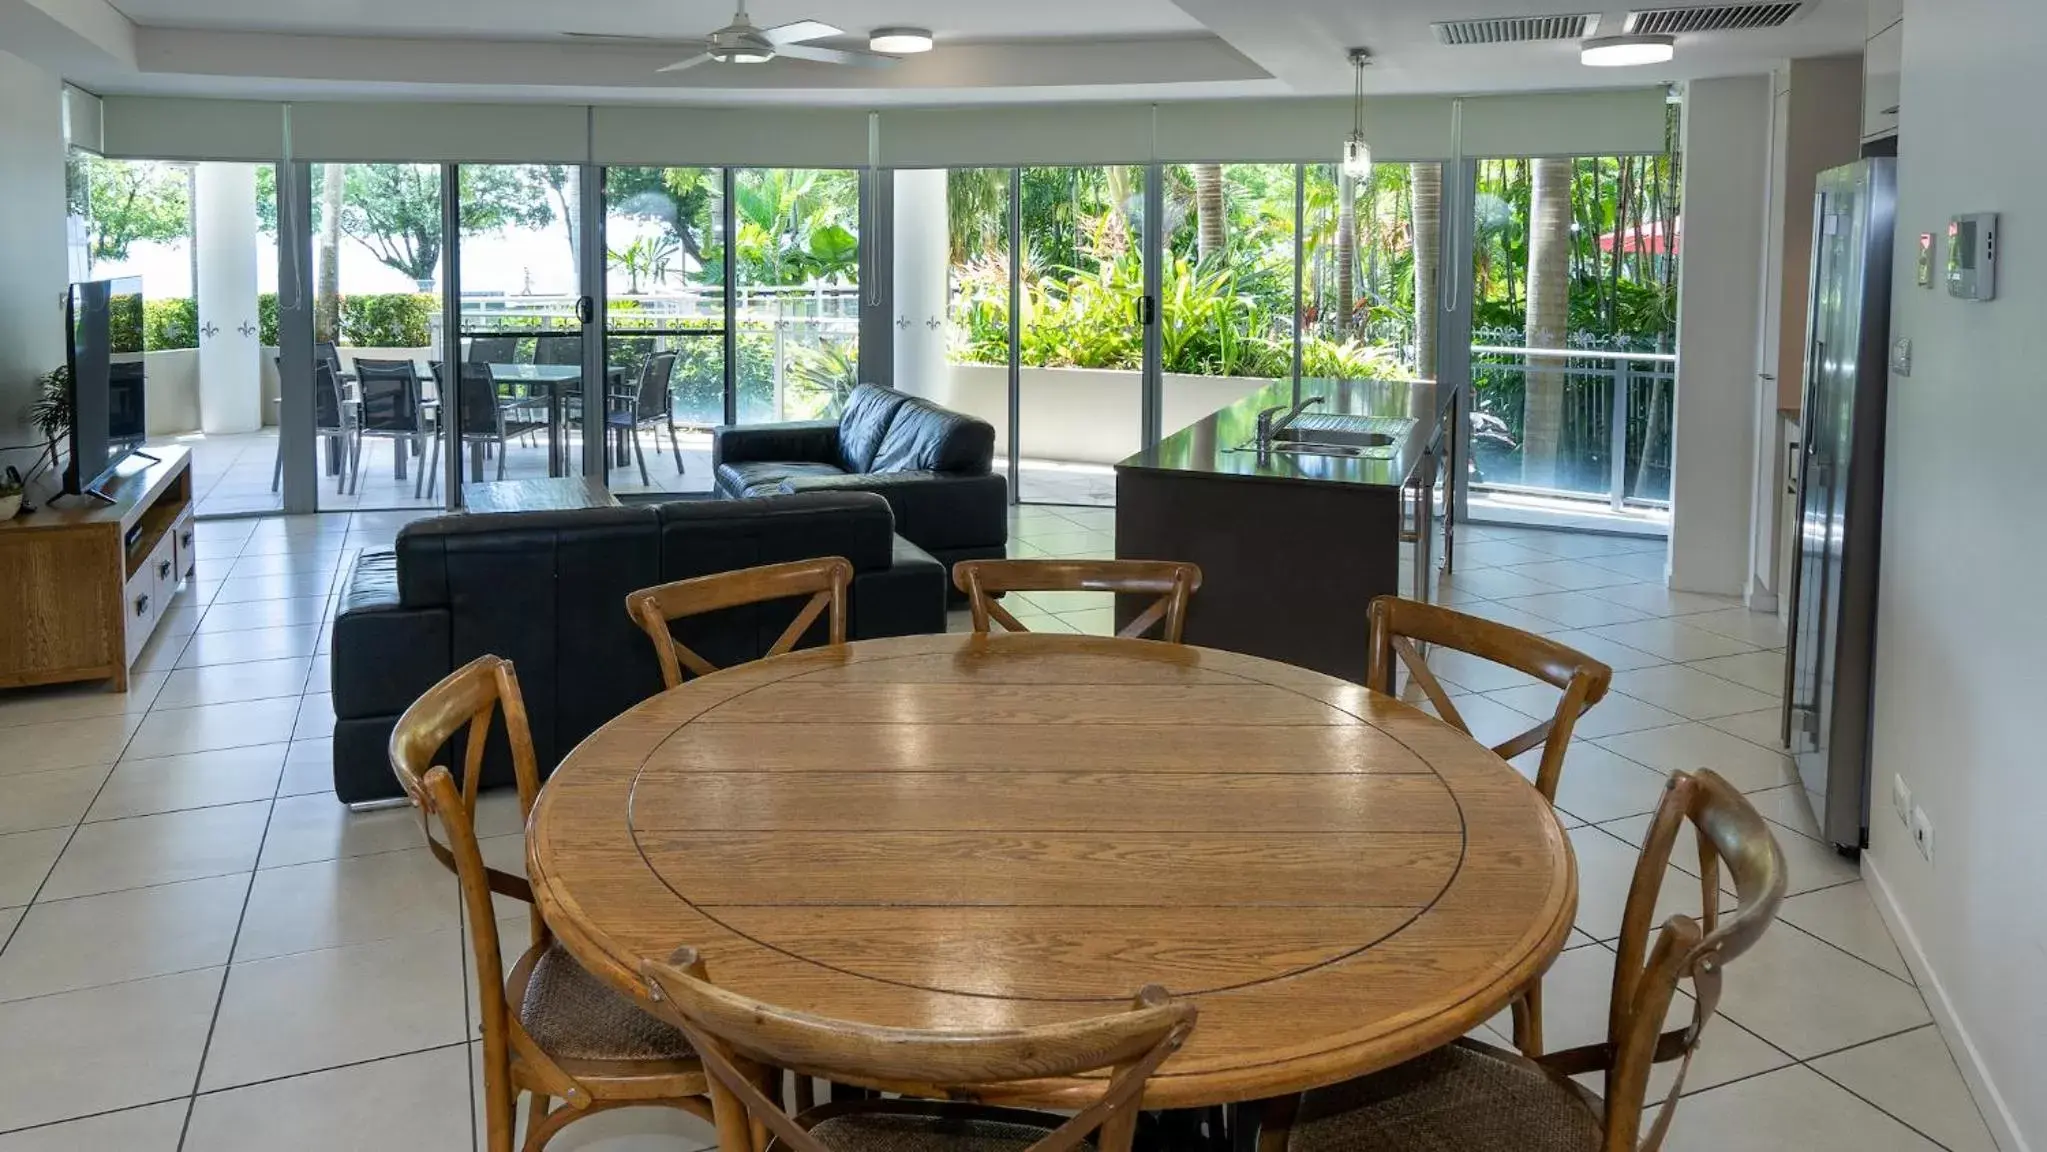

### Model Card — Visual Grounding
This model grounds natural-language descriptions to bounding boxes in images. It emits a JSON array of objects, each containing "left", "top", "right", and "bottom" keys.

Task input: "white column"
[
  {"left": 892, "top": 168, "right": 950, "bottom": 403},
  {"left": 1667, "top": 76, "right": 1773, "bottom": 595},
  {"left": 195, "top": 162, "right": 262, "bottom": 434}
]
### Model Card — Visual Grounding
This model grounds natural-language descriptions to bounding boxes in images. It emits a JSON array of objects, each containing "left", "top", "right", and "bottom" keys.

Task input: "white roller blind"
[
  {"left": 1151, "top": 97, "right": 1454, "bottom": 163},
  {"left": 1458, "top": 90, "right": 1671, "bottom": 157},
  {"left": 62, "top": 86, "right": 104, "bottom": 154},
  {"left": 876, "top": 104, "right": 1157, "bottom": 168},
  {"left": 592, "top": 106, "right": 872, "bottom": 168},
  {"left": 100, "top": 96, "right": 282, "bottom": 161},
  {"left": 289, "top": 102, "right": 590, "bottom": 163}
]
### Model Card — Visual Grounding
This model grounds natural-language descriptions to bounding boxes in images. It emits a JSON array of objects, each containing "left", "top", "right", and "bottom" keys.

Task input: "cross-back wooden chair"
[
  {"left": 641, "top": 947, "right": 1196, "bottom": 1152},
  {"left": 625, "top": 557, "right": 853, "bottom": 691},
  {"left": 389, "top": 655, "right": 710, "bottom": 1152},
  {"left": 953, "top": 559, "right": 1204, "bottom": 643},
  {"left": 1260, "top": 769, "right": 1785, "bottom": 1152},
  {"left": 1366, "top": 594, "right": 1613, "bottom": 1055}
]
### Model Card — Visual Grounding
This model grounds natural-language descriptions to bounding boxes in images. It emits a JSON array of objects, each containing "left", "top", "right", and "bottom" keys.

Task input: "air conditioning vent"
[
  {"left": 1625, "top": 3, "right": 1804, "bottom": 35},
  {"left": 1432, "top": 13, "right": 1601, "bottom": 46}
]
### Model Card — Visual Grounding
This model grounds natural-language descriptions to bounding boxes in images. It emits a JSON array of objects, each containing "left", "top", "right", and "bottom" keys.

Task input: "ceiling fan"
[{"left": 644, "top": 1, "right": 903, "bottom": 72}]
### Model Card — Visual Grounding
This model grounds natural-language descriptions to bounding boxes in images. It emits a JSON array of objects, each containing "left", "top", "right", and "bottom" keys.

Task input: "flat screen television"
[{"left": 66, "top": 277, "right": 148, "bottom": 498}]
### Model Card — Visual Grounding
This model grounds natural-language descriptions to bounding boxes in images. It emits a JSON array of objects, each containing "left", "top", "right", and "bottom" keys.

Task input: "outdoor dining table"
[
  {"left": 526, "top": 631, "right": 1577, "bottom": 1119},
  {"left": 486, "top": 362, "right": 631, "bottom": 477}
]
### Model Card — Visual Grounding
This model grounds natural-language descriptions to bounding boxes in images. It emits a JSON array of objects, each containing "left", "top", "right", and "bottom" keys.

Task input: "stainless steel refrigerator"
[{"left": 1783, "top": 157, "right": 1895, "bottom": 852}]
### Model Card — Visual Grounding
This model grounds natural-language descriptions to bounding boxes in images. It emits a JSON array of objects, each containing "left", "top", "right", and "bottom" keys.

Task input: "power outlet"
[
  {"left": 1910, "top": 804, "right": 1935, "bottom": 864},
  {"left": 1892, "top": 775, "right": 1913, "bottom": 827}
]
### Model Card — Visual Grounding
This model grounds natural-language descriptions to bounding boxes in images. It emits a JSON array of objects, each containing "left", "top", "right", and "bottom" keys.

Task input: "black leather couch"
[
  {"left": 329, "top": 491, "right": 947, "bottom": 804},
  {"left": 711, "top": 384, "right": 1008, "bottom": 579}
]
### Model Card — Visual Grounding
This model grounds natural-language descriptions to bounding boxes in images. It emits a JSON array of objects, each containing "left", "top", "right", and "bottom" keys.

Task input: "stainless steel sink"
[
  {"left": 1235, "top": 413, "right": 1415, "bottom": 459},
  {"left": 1272, "top": 427, "right": 1396, "bottom": 450}
]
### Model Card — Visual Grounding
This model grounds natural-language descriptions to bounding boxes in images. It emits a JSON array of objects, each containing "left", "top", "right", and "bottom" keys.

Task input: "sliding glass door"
[
  {"left": 733, "top": 168, "right": 862, "bottom": 424},
  {"left": 602, "top": 166, "right": 722, "bottom": 495},
  {"left": 1160, "top": 163, "right": 1296, "bottom": 436}
]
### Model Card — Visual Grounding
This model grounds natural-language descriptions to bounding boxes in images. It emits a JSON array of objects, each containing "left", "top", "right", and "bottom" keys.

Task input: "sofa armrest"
[
  {"left": 712, "top": 420, "right": 842, "bottom": 467},
  {"left": 332, "top": 550, "right": 452, "bottom": 721},
  {"left": 777, "top": 470, "right": 1008, "bottom": 553}
]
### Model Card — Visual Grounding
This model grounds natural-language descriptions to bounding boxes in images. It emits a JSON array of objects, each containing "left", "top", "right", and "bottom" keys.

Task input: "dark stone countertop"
[{"left": 1116, "top": 377, "right": 1452, "bottom": 490}]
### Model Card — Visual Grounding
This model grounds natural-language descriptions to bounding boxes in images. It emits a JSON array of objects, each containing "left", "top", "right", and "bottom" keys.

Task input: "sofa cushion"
[
  {"left": 868, "top": 393, "right": 997, "bottom": 475},
  {"left": 835, "top": 384, "right": 910, "bottom": 473},
  {"left": 654, "top": 491, "right": 897, "bottom": 574},
  {"left": 714, "top": 459, "right": 849, "bottom": 498}
]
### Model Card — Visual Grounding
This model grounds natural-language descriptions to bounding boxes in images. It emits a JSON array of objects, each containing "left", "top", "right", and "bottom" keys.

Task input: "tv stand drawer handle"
[
  {"left": 158, "top": 559, "right": 173, "bottom": 580},
  {"left": 133, "top": 593, "right": 150, "bottom": 617},
  {"left": 181, "top": 530, "right": 194, "bottom": 550}
]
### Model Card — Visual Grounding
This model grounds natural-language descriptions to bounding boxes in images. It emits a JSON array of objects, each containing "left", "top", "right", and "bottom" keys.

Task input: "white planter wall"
[
  {"left": 941, "top": 364, "right": 1268, "bottom": 465},
  {"left": 151, "top": 345, "right": 433, "bottom": 435}
]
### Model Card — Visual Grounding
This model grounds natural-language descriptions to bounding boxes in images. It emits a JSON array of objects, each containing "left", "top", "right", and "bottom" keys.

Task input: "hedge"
[{"left": 140, "top": 293, "right": 437, "bottom": 351}]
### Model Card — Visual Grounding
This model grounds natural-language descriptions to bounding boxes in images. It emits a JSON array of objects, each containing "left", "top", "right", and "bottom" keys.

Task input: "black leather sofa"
[
  {"left": 329, "top": 491, "right": 947, "bottom": 804},
  {"left": 711, "top": 384, "right": 1008, "bottom": 579}
]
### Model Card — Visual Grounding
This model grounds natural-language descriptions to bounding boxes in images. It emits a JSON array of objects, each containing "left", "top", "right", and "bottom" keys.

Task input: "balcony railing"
[{"left": 1468, "top": 343, "right": 1678, "bottom": 511}]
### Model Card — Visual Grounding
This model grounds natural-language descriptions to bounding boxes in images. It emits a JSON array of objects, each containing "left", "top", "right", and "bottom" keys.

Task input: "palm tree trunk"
[
  {"left": 1335, "top": 174, "right": 1357, "bottom": 339},
  {"left": 315, "top": 164, "right": 344, "bottom": 344},
  {"left": 1410, "top": 164, "right": 1441, "bottom": 378},
  {"left": 1193, "top": 164, "right": 1226, "bottom": 262},
  {"left": 1523, "top": 158, "right": 1573, "bottom": 488}
]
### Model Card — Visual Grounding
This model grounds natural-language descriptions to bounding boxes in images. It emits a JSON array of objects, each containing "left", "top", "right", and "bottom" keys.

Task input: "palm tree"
[
  {"left": 1334, "top": 174, "right": 1356, "bottom": 339},
  {"left": 1410, "top": 164, "right": 1440, "bottom": 378},
  {"left": 1193, "top": 163, "right": 1226, "bottom": 261},
  {"left": 315, "top": 163, "right": 345, "bottom": 343},
  {"left": 1523, "top": 158, "right": 1573, "bottom": 487}
]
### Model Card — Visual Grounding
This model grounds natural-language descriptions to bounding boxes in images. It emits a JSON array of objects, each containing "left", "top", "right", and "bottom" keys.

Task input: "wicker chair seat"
[
  {"left": 1287, "top": 1040, "right": 1604, "bottom": 1152},
  {"left": 517, "top": 942, "right": 693, "bottom": 1062},
  {"left": 774, "top": 1102, "right": 1089, "bottom": 1152}
]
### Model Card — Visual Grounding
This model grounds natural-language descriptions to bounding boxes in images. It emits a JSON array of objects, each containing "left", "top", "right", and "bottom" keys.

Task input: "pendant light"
[{"left": 1342, "top": 48, "right": 1374, "bottom": 182}]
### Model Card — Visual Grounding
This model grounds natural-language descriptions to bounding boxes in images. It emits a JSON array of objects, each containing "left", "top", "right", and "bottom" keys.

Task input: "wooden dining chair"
[
  {"left": 389, "top": 655, "right": 710, "bottom": 1152},
  {"left": 1366, "top": 594, "right": 1612, "bottom": 1055},
  {"left": 953, "top": 559, "right": 1204, "bottom": 643},
  {"left": 641, "top": 947, "right": 1195, "bottom": 1152},
  {"left": 1260, "top": 769, "right": 1786, "bottom": 1152},
  {"left": 626, "top": 557, "right": 854, "bottom": 690}
]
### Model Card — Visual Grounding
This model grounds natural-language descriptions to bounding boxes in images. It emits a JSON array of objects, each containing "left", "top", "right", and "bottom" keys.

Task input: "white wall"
[
  {"left": 1667, "top": 75, "right": 1773, "bottom": 595},
  {"left": 1865, "top": 2, "right": 2043, "bottom": 1148},
  {"left": 0, "top": 50, "right": 70, "bottom": 485}
]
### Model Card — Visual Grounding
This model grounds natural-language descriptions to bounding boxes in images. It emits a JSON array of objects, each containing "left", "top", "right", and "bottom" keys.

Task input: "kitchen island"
[{"left": 1114, "top": 377, "right": 1456, "bottom": 683}]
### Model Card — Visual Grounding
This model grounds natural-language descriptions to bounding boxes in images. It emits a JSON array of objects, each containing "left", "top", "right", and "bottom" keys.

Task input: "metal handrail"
[{"left": 1472, "top": 343, "right": 1678, "bottom": 364}]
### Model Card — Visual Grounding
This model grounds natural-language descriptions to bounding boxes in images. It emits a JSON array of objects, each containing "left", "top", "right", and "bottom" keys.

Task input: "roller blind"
[
  {"left": 288, "top": 102, "right": 591, "bottom": 163},
  {"left": 876, "top": 104, "right": 1157, "bottom": 168},
  {"left": 100, "top": 96, "right": 282, "bottom": 162},
  {"left": 62, "top": 86, "right": 104, "bottom": 154},
  {"left": 591, "top": 106, "right": 872, "bottom": 168}
]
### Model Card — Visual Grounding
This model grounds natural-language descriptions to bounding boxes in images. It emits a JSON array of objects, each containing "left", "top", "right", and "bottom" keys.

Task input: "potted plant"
[
  {"left": 0, "top": 466, "right": 21, "bottom": 521},
  {"left": 22, "top": 365, "right": 71, "bottom": 494}
]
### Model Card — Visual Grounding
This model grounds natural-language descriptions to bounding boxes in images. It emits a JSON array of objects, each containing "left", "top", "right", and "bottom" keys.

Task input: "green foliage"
[
  {"left": 144, "top": 298, "right": 198, "bottom": 350},
  {"left": 31, "top": 366, "right": 73, "bottom": 444},
  {"left": 787, "top": 342, "right": 861, "bottom": 418},
  {"left": 341, "top": 294, "right": 437, "bottom": 347},
  {"left": 607, "top": 235, "right": 682, "bottom": 294},
  {"left": 71, "top": 156, "right": 190, "bottom": 268},
  {"left": 729, "top": 169, "right": 861, "bottom": 286}
]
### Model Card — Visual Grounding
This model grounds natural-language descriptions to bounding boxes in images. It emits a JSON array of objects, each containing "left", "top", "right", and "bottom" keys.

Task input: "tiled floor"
[{"left": 0, "top": 509, "right": 2003, "bottom": 1151}]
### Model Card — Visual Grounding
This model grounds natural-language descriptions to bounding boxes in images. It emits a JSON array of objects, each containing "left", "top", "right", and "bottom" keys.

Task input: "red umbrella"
[{"left": 1599, "top": 217, "right": 1681, "bottom": 255}]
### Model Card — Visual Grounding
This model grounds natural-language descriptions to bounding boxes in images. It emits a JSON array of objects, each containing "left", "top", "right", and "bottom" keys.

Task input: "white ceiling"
[{"left": 54, "top": 0, "right": 1873, "bottom": 104}]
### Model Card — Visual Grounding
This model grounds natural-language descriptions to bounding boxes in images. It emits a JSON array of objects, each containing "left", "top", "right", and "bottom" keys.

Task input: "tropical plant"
[
  {"left": 30, "top": 366, "right": 72, "bottom": 445},
  {"left": 608, "top": 235, "right": 682, "bottom": 294},
  {"left": 787, "top": 342, "right": 861, "bottom": 417},
  {"left": 143, "top": 298, "right": 199, "bottom": 350},
  {"left": 69, "top": 156, "right": 189, "bottom": 268}
]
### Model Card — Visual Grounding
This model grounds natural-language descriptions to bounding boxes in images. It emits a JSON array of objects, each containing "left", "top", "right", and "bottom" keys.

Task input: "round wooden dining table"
[{"left": 527, "top": 632, "right": 1577, "bottom": 1110}]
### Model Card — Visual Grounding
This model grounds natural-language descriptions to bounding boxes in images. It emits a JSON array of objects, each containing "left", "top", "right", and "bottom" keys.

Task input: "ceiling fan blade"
[
  {"left": 657, "top": 52, "right": 715, "bottom": 73},
  {"left": 761, "top": 19, "right": 841, "bottom": 45},
  {"left": 773, "top": 43, "right": 898, "bottom": 67}
]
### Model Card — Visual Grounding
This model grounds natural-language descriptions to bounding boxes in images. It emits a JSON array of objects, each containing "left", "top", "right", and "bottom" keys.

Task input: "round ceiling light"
[
  {"left": 869, "top": 27, "right": 934, "bottom": 53},
  {"left": 1580, "top": 34, "right": 1676, "bottom": 67}
]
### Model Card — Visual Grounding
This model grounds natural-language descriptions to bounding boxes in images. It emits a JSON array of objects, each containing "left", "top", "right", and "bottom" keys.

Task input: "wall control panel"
[{"left": 1946, "top": 212, "right": 1998, "bottom": 301}]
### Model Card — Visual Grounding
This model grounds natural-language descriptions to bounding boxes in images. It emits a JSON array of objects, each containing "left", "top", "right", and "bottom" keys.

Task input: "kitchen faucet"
[{"left": 1255, "top": 395, "right": 1327, "bottom": 450}]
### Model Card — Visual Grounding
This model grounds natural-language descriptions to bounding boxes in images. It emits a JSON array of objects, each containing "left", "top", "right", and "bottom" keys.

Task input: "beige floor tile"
[
  {"left": 192, "top": 595, "right": 335, "bottom": 636},
  {"left": 1057, "top": 607, "right": 1117, "bottom": 636},
  {"left": 124, "top": 697, "right": 302, "bottom": 759},
  {"left": 39, "top": 801, "right": 269, "bottom": 901},
  {"left": 1592, "top": 722, "right": 1797, "bottom": 793},
  {"left": 185, "top": 1045, "right": 473, "bottom": 1152},
  {"left": 0, "top": 829, "right": 70, "bottom": 909},
  {"left": 1715, "top": 921, "right": 1930, "bottom": 1059},
  {"left": 0, "top": 907, "right": 18, "bottom": 938},
  {"left": 85, "top": 745, "right": 287, "bottom": 822},
  {"left": 259, "top": 793, "right": 423, "bottom": 869},
  {"left": 173, "top": 624, "right": 322, "bottom": 670},
  {"left": 1501, "top": 558, "right": 1642, "bottom": 592},
  {"left": 0, "top": 874, "right": 248, "bottom": 1002},
  {"left": 0, "top": 966, "right": 221, "bottom": 1132},
  {"left": 470, "top": 1039, "right": 722, "bottom": 1151},
  {"left": 304, "top": 657, "right": 333, "bottom": 693},
  {"left": 1452, "top": 598, "right": 1566, "bottom": 634},
  {"left": 209, "top": 572, "right": 336, "bottom": 606},
  {"left": 0, "top": 1100, "right": 187, "bottom": 1151},
  {"left": 1684, "top": 648, "right": 1787, "bottom": 695},
  {"left": 1440, "top": 566, "right": 1566, "bottom": 600},
  {"left": 1568, "top": 825, "right": 1729, "bottom": 942},
  {"left": 1485, "top": 685, "right": 1683, "bottom": 740},
  {"left": 1704, "top": 707, "right": 1789, "bottom": 750},
  {"left": 152, "top": 658, "right": 314, "bottom": 709},
  {"left": 1542, "top": 628, "right": 1671, "bottom": 672},
  {"left": 1588, "top": 618, "right": 1759, "bottom": 662},
  {"left": 1745, "top": 783, "right": 1825, "bottom": 840},
  {"left": 1682, "top": 606, "right": 1789, "bottom": 650},
  {"left": 1424, "top": 647, "right": 1541, "bottom": 693},
  {"left": 1812, "top": 1026, "right": 1999, "bottom": 1152},
  {"left": 201, "top": 930, "right": 467, "bottom": 1090},
  {"left": 1457, "top": 539, "right": 1559, "bottom": 568},
  {"left": 277, "top": 738, "right": 335, "bottom": 798},
  {"left": 0, "top": 714, "right": 142, "bottom": 776},
  {"left": 1010, "top": 589, "right": 1113, "bottom": 615},
  {"left": 225, "top": 549, "right": 344, "bottom": 579},
  {"left": 1514, "top": 532, "right": 1661, "bottom": 561},
  {"left": 0, "top": 765, "right": 112, "bottom": 835},
  {"left": 0, "top": 674, "right": 164, "bottom": 730},
  {"left": 129, "top": 623, "right": 192, "bottom": 673},
  {"left": 1495, "top": 590, "right": 1651, "bottom": 629},
  {"left": 293, "top": 692, "right": 336, "bottom": 741},
  {"left": 234, "top": 844, "right": 459, "bottom": 961},
  {"left": 1415, "top": 694, "right": 1542, "bottom": 749},
  {"left": 1664, "top": 1065, "right": 1942, "bottom": 1151},
  {"left": 1611, "top": 664, "right": 1779, "bottom": 720},
  {"left": 1581, "top": 549, "right": 1674, "bottom": 582},
  {"left": 1779, "top": 882, "right": 1913, "bottom": 983},
  {"left": 1510, "top": 742, "right": 1674, "bottom": 823},
  {"left": 1591, "top": 582, "right": 1742, "bottom": 619}
]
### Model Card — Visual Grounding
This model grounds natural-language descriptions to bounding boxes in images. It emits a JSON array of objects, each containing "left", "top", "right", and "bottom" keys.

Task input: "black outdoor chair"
[
  {"left": 430, "top": 361, "right": 547, "bottom": 493},
  {"left": 354, "top": 358, "right": 437, "bottom": 499},
  {"left": 271, "top": 358, "right": 359, "bottom": 495},
  {"left": 467, "top": 336, "right": 522, "bottom": 365},
  {"left": 607, "top": 351, "right": 684, "bottom": 486}
]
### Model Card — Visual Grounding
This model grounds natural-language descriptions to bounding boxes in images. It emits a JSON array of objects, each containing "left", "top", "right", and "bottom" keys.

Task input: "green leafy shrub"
[
  {"left": 143, "top": 298, "right": 198, "bottom": 350},
  {"left": 340, "top": 294, "right": 436, "bottom": 348}
]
